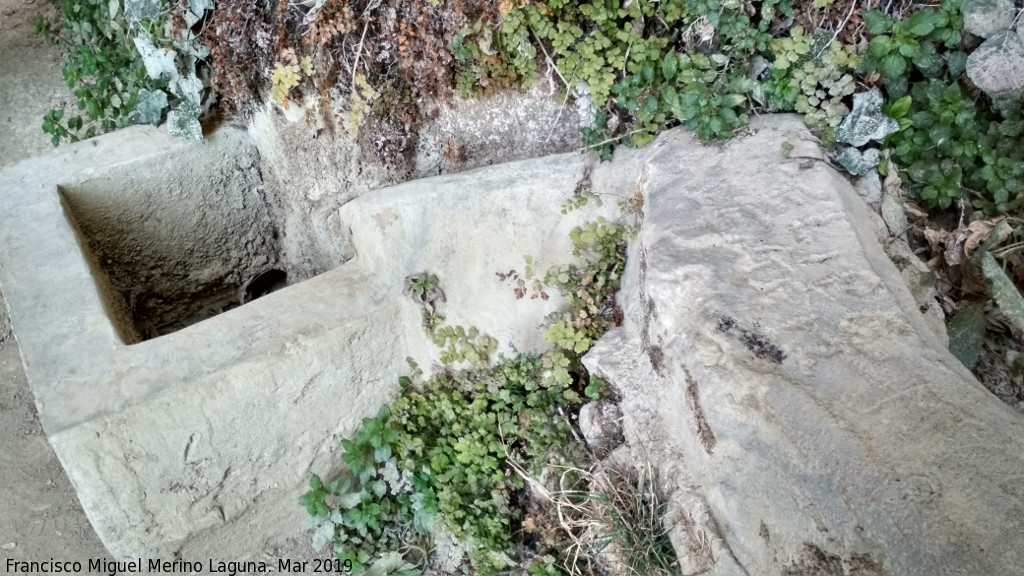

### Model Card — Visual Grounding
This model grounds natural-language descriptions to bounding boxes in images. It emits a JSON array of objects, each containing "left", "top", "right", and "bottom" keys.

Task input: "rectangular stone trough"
[
  {"left": 0, "top": 124, "right": 613, "bottom": 560},
  {"left": 0, "top": 126, "right": 415, "bottom": 559}
]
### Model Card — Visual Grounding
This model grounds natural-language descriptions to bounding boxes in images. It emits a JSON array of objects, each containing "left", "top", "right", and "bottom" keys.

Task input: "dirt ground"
[{"left": 0, "top": 0, "right": 115, "bottom": 565}]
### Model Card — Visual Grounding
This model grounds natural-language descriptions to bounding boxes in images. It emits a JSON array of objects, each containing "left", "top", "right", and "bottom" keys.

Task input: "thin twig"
[
  {"left": 350, "top": 20, "right": 369, "bottom": 93},
  {"left": 581, "top": 128, "right": 649, "bottom": 152},
  {"left": 531, "top": 27, "right": 571, "bottom": 91},
  {"left": 529, "top": 27, "right": 575, "bottom": 144}
]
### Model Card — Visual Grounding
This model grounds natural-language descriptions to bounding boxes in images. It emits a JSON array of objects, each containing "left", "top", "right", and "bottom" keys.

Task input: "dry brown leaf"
[
  {"left": 904, "top": 201, "right": 929, "bottom": 220},
  {"left": 945, "top": 228, "right": 969, "bottom": 266},
  {"left": 923, "top": 227, "right": 949, "bottom": 259},
  {"left": 936, "top": 218, "right": 1012, "bottom": 266},
  {"left": 963, "top": 217, "right": 1011, "bottom": 257}
]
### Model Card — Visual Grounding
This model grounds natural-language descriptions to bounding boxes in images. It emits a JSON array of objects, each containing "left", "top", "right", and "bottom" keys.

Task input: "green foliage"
[
  {"left": 858, "top": 2, "right": 964, "bottom": 99},
  {"left": 304, "top": 356, "right": 582, "bottom": 575},
  {"left": 561, "top": 188, "right": 601, "bottom": 214},
  {"left": 428, "top": 322, "right": 498, "bottom": 368},
  {"left": 762, "top": 26, "right": 858, "bottom": 142},
  {"left": 541, "top": 218, "right": 628, "bottom": 364},
  {"left": 270, "top": 56, "right": 313, "bottom": 106},
  {"left": 304, "top": 212, "right": 632, "bottom": 575},
  {"left": 34, "top": 0, "right": 169, "bottom": 145},
  {"left": 390, "top": 355, "right": 581, "bottom": 573},
  {"left": 407, "top": 272, "right": 440, "bottom": 299},
  {"left": 461, "top": 0, "right": 785, "bottom": 145},
  {"left": 851, "top": 0, "right": 1024, "bottom": 214},
  {"left": 584, "top": 375, "right": 608, "bottom": 400},
  {"left": 888, "top": 82, "right": 1024, "bottom": 211},
  {"left": 300, "top": 408, "right": 436, "bottom": 573},
  {"left": 456, "top": 0, "right": 1020, "bottom": 221}
]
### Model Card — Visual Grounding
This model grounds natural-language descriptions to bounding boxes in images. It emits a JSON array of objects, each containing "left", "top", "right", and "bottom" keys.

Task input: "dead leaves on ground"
[{"left": 923, "top": 217, "right": 1013, "bottom": 268}]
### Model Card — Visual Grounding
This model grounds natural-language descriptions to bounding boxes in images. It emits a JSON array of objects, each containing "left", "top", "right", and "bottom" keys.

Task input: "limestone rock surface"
[
  {"left": 963, "top": 0, "right": 1018, "bottom": 38},
  {"left": 584, "top": 115, "right": 1024, "bottom": 576},
  {"left": 967, "top": 29, "right": 1024, "bottom": 101},
  {"left": 577, "top": 400, "right": 624, "bottom": 456}
]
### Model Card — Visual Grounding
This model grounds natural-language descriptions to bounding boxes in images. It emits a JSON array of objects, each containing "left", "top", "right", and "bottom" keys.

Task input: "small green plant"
[
  {"left": 406, "top": 272, "right": 447, "bottom": 316},
  {"left": 762, "top": 26, "right": 859, "bottom": 143},
  {"left": 271, "top": 48, "right": 314, "bottom": 109},
  {"left": 858, "top": 2, "right": 964, "bottom": 99},
  {"left": 561, "top": 189, "right": 601, "bottom": 214},
  {"left": 406, "top": 272, "right": 442, "bottom": 301},
  {"left": 304, "top": 355, "right": 583, "bottom": 575},
  {"left": 545, "top": 218, "right": 629, "bottom": 344},
  {"left": 300, "top": 407, "right": 436, "bottom": 573},
  {"left": 391, "top": 355, "right": 581, "bottom": 573},
  {"left": 584, "top": 375, "right": 608, "bottom": 400},
  {"left": 428, "top": 322, "right": 498, "bottom": 368},
  {"left": 349, "top": 73, "right": 381, "bottom": 135},
  {"left": 591, "top": 464, "right": 679, "bottom": 576}
]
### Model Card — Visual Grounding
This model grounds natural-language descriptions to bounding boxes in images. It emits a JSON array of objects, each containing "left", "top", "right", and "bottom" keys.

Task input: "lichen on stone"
[
  {"left": 835, "top": 88, "right": 899, "bottom": 147},
  {"left": 836, "top": 146, "right": 880, "bottom": 176}
]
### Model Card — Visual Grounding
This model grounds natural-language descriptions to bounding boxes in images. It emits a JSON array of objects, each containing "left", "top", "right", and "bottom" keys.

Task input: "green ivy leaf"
[
  {"left": 981, "top": 252, "right": 1024, "bottom": 333},
  {"left": 640, "top": 63, "right": 655, "bottom": 85},
  {"left": 907, "top": 9, "right": 944, "bottom": 37},
  {"left": 946, "top": 51, "right": 967, "bottom": 76},
  {"left": 879, "top": 53, "right": 907, "bottom": 79},
  {"left": 947, "top": 303, "right": 986, "bottom": 369},
  {"left": 887, "top": 95, "right": 912, "bottom": 119},
  {"left": 135, "top": 88, "right": 167, "bottom": 125},
  {"left": 898, "top": 40, "right": 922, "bottom": 59},
  {"left": 913, "top": 45, "right": 945, "bottom": 77},
  {"left": 638, "top": 95, "right": 658, "bottom": 122},
  {"left": 661, "top": 51, "right": 678, "bottom": 81},
  {"left": 999, "top": 120, "right": 1023, "bottom": 137},
  {"left": 862, "top": 10, "right": 892, "bottom": 34},
  {"left": 868, "top": 36, "right": 893, "bottom": 58}
]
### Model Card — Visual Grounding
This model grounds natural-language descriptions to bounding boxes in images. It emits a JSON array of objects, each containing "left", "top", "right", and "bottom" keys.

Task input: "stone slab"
[{"left": 584, "top": 115, "right": 1024, "bottom": 576}]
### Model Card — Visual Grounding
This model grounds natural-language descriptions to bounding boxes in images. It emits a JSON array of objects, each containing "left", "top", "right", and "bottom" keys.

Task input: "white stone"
[
  {"left": 964, "top": 0, "right": 1018, "bottom": 38},
  {"left": 853, "top": 172, "right": 883, "bottom": 204},
  {"left": 577, "top": 400, "right": 623, "bottom": 455},
  {"left": 967, "top": 30, "right": 1024, "bottom": 102}
]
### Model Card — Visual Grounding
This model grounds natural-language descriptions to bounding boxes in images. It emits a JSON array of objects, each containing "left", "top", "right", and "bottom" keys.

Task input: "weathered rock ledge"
[{"left": 585, "top": 116, "right": 1024, "bottom": 576}]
